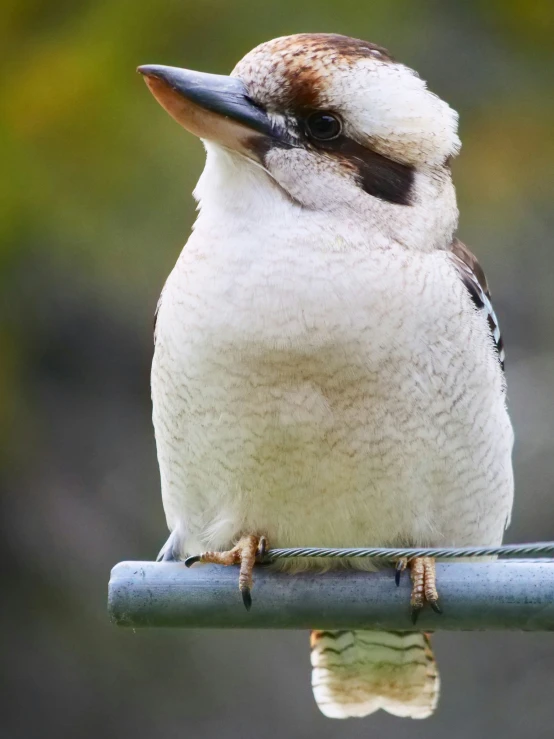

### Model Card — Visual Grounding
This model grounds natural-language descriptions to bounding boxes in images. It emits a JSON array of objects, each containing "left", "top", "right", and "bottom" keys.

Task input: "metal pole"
[{"left": 108, "top": 560, "right": 554, "bottom": 631}]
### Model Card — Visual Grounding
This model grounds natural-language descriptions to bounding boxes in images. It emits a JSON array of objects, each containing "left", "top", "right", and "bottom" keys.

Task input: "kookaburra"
[{"left": 138, "top": 33, "right": 514, "bottom": 720}]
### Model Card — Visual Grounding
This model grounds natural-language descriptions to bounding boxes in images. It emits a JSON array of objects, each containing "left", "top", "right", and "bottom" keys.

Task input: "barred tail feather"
[{"left": 310, "top": 629, "right": 439, "bottom": 719}]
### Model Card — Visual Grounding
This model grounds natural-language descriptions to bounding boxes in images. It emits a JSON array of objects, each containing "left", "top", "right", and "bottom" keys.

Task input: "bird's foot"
[
  {"left": 185, "top": 534, "right": 267, "bottom": 611},
  {"left": 408, "top": 556, "right": 442, "bottom": 624}
]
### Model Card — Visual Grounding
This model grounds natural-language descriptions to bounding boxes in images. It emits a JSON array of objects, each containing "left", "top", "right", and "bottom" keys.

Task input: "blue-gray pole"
[{"left": 108, "top": 560, "right": 554, "bottom": 630}]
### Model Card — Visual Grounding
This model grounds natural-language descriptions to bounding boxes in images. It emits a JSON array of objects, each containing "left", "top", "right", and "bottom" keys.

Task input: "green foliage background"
[{"left": 2, "top": 2, "right": 554, "bottom": 738}]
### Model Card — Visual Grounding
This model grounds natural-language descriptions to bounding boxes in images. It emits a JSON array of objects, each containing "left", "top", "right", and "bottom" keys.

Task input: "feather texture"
[{"left": 311, "top": 630, "right": 439, "bottom": 719}]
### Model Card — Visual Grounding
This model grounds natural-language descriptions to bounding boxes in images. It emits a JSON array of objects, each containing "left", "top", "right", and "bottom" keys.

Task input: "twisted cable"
[{"left": 264, "top": 542, "right": 554, "bottom": 561}]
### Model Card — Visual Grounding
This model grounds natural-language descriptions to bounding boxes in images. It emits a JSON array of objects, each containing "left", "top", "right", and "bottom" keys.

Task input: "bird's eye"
[{"left": 305, "top": 112, "right": 342, "bottom": 141}]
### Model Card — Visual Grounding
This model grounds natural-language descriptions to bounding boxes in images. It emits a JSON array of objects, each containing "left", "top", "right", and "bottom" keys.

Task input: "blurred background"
[{"left": 2, "top": 0, "right": 554, "bottom": 737}]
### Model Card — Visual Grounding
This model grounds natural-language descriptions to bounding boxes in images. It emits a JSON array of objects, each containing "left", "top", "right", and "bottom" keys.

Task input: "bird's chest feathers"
[
  {"left": 166, "top": 234, "right": 447, "bottom": 350},
  {"left": 153, "top": 236, "right": 507, "bottom": 549},
  {"left": 156, "top": 238, "right": 459, "bottom": 444}
]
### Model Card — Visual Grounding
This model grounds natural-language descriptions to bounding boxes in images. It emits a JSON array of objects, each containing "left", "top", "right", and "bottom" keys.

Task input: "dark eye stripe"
[
  {"left": 247, "top": 105, "right": 415, "bottom": 206},
  {"left": 313, "top": 134, "right": 415, "bottom": 206}
]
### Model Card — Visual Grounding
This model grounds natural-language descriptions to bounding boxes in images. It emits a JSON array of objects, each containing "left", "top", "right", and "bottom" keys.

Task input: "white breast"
[{"left": 152, "top": 211, "right": 513, "bottom": 561}]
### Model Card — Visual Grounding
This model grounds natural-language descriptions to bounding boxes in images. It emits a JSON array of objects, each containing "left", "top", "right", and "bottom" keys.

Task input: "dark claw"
[
  {"left": 430, "top": 601, "right": 443, "bottom": 615},
  {"left": 241, "top": 586, "right": 252, "bottom": 611},
  {"left": 411, "top": 606, "right": 422, "bottom": 625},
  {"left": 184, "top": 555, "right": 201, "bottom": 568},
  {"left": 395, "top": 562, "right": 404, "bottom": 587},
  {"left": 257, "top": 536, "right": 268, "bottom": 561}
]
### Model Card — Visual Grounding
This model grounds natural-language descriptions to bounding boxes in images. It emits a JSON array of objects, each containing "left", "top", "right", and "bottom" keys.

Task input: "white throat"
[{"left": 193, "top": 143, "right": 458, "bottom": 253}]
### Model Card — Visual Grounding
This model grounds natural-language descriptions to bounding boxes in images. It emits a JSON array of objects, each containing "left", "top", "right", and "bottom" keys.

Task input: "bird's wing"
[{"left": 449, "top": 238, "right": 505, "bottom": 371}]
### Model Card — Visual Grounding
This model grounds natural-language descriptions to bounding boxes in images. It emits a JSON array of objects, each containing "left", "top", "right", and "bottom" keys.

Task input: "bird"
[{"left": 138, "top": 33, "right": 514, "bottom": 720}]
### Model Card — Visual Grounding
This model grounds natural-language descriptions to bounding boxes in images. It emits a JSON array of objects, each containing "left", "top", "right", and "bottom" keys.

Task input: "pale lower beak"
[{"left": 138, "top": 64, "right": 284, "bottom": 154}]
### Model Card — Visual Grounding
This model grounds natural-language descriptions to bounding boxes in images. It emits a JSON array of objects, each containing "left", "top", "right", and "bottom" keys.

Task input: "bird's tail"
[{"left": 310, "top": 629, "right": 439, "bottom": 719}]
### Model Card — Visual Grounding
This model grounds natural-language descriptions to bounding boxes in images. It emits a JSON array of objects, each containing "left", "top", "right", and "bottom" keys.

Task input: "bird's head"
[{"left": 139, "top": 33, "right": 460, "bottom": 214}]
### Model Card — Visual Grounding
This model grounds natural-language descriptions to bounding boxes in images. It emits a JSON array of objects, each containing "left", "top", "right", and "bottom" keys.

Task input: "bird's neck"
[{"left": 193, "top": 145, "right": 458, "bottom": 253}]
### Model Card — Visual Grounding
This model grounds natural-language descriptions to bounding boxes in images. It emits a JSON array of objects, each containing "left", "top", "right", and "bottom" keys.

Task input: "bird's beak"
[{"left": 138, "top": 64, "right": 282, "bottom": 156}]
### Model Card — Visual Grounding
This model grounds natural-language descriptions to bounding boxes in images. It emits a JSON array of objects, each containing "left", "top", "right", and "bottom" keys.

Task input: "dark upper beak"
[{"left": 138, "top": 64, "right": 280, "bottom": 151}]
